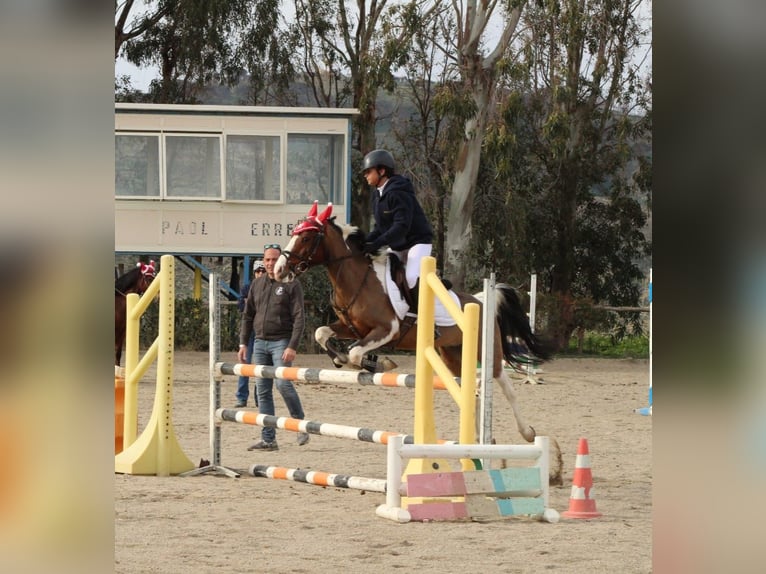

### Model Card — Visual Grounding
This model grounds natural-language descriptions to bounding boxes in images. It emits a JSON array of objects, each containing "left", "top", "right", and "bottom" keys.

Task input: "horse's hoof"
[
  {"left": 379, "top": 357, "right": 398, "bottom": 371},
  {"left": 521, "top": 425, "right": 536, "bottom": 442}
]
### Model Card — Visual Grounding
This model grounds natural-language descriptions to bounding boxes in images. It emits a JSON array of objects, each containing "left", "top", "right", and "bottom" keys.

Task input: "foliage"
[
  {"left": 116, "top": 0, "right": 294, "bottom": 104},
  {"left": 138, "top": 267, "right": 335, "bottom": 354},
  {"left": 563, "top": 332, "right": 649, "bottom": 358},
  {"left": 471, "top": 0, "right": 652, "bottom": 348},
  {"left": 288, "top": 0, "right": 439, "bottom": 231}
]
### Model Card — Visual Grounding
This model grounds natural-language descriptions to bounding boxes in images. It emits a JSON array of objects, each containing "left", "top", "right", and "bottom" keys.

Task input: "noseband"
[{"left": 282, "top": 231, "right": 325, "bottom": 275}]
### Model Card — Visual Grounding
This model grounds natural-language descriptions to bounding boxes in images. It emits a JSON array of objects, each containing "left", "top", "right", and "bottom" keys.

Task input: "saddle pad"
[{"left": 377, "top": 259, "right": 458, "bottom": 327}]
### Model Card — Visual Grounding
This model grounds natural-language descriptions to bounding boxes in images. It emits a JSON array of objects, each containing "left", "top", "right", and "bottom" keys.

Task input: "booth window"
[
  {"left": 225, "top": 134, "right": 281, "bottom": 201},
  {"left": 286, "top": 133, "right": 344, "bottom": 205},
  {"left": 165, "top": 134, "right": 221, "bottom": 199},
  {"left": 115, "top": 134, "right": 160, "bottom": 197}
]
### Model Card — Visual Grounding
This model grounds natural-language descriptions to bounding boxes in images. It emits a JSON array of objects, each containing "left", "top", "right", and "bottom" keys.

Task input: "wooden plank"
[
  {"left": 406, "top": 471, "right": 466, "bottom": 497},
  {"left": 495, "top": 497, "right": 545, "bottom": 517},
  {"left": 463, "top": 494, "right": 501, "bottom": 517},
  {"left": 407, "top": 501, "right": 469, "bottom": 521},
  {"left": 492, "top": 467, "right": 542, "bottom": 494}
]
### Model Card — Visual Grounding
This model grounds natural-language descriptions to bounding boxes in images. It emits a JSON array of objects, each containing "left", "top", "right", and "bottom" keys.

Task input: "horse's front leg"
[
  {"left": 346, "top": 324, "right": 399, "bottom": 371},
  {"left": 315, "top": 322, "right": 357, "bottom": 368}
]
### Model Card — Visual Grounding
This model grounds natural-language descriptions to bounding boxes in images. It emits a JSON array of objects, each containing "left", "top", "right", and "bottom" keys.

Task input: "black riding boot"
[{"left": 408, "top": 279, "right": 420, "bottom": 315}]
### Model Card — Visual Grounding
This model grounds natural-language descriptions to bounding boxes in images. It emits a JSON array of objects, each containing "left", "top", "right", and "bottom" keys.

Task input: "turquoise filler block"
[
  {"left": 496, "top": 497, "right": 545, "bottom": 517},
  {"left": 489, "top": 467, "right": 541, "bottom": 494}
]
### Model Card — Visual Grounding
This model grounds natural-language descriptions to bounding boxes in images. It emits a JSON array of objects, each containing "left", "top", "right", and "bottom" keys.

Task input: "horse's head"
[
  {"left": 136, "top": 260, "right": 157, "bottom": 293},
  {"left": 275, "top": 202, "right": 334, "bottom": 282}
]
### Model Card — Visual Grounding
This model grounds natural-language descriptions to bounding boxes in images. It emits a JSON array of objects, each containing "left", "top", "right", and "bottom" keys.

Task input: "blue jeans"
[
  {"left": 253, "top": 338, "right": 305, "bottom": 442},
  {"left": 236, "top": 333, "right": 254, "bottom": 404}
]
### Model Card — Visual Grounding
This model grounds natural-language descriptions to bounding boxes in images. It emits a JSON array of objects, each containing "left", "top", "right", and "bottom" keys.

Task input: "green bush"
[
  {"left": 563, "top": 331, "right": 649, "bottom": 358},
  {"left": 138, "top": 267, "right": 335, "bottom": 354}
]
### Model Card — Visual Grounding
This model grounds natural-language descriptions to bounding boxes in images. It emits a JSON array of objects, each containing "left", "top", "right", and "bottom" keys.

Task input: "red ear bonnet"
[
  {"left": 138, "top": 260, "right": 157, "bottom": 277},
  {"left": 317, "top": 203, "right": 333, "bottom": 223},
  {"left": 292, "top": 201, "right": 332, "bottom": 235}
]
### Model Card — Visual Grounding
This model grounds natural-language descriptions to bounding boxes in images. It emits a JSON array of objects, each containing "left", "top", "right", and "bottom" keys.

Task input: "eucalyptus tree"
[
  {"left": 477, "top": 0, "right": 652, "bottom": 347},
  {"left": 115, "top": 0, "right": 175, "bottom": 59},
  {"left": 440, "top": 0, "right": 528, "bottom": 286},
  {"left": 288, "top": 0, "right": 438, "bottom": 230},
  {"left": 389, "top": 5, "right": 463, "bottom": 275},
  {"left": 116, "top": 0, "right": 291, "bottom": 104}
]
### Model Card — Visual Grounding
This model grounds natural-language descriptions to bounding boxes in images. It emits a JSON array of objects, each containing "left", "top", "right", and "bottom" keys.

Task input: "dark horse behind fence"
[
  {"left": 274, "top": 202, "right": 557, "bottom": 455},
  {"left": 115, "top": 261, "right": 156, "bottom": 366}
]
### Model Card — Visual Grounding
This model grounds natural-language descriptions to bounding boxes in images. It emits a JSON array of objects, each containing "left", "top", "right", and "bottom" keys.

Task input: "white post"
[
  {"left": 210, "top": 273, "right": 221, "bottom": 466},
  {"left": 181, "top": 272, "right": 240, "bottom": 477},
  {"left": 525, "top": 273, "right": 539, "bottom": 383},
  {"left": 648, "top": 268, "right": 653, "bottom": 413},
  {"left": 479, "top": 273, "right": 496, "bottom": 469},
  {"left": 634, "top": 268, "right": 652, "bottom": 416},
  {"left": 375, "top": 435, "right": 411, "bottom": 522}
]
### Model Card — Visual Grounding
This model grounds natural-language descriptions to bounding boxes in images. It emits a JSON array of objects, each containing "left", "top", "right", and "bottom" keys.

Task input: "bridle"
[
  {"left": 115, "top": 264, "right": 156, "bottom": 297},
  {"left": 282, "top": 225, "right": 372, "bottom": 341},
  {"left": 281, "top": 231, "right": 326, "bottom": 275}
]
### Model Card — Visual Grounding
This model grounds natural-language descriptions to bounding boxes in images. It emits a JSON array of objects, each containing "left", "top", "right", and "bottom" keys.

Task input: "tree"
[
  {"left": 390, "top": 7, "right": 464, "bottom": 275},
  {"left": 478, "top": 0, "right": 652, "bottom": 347},
  {"left": 115, "top": 0, "right": 175, "bottom": 59},
  {"left": 289, "top": 0, "right": 438, "bottom": 231},
  {"left": 442, "top": 0, "right": 527, "bottom": 288},
  {"left": 116, "top": 1, "right": 291, "bottom": 104}
]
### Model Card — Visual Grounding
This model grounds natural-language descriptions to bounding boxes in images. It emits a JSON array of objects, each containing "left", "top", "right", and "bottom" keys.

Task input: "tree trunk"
[
  {"left": 352, "top": 105, "right": 376, "bottom": 233},
  {"left": 444, "top": 84, "right": 490, "bottom": 290},
  {"left": 549, "top": 171, "right": 578, "bottom": 349}
]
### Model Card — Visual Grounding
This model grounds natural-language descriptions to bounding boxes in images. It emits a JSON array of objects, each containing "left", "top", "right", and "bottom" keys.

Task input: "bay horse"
[
  {"left": 115, "top": 261, "right": 156, "bottom": 366},
  {"left": 274, "top": 203, "right": 555, "bottom": 447}
]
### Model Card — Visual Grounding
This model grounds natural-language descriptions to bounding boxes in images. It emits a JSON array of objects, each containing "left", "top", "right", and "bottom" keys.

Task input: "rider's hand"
[{"left": 363, "top": 242, "right": 379, "bottom": 255}]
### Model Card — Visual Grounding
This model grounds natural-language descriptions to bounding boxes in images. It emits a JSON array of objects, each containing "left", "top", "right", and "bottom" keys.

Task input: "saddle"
[{"left": 387, "top": 253, "right": 453, "bottom": 308}]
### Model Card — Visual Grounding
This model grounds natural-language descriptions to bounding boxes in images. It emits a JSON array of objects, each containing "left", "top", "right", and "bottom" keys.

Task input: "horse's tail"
[{"left": 494, "top": 283, "right": 555, "bottom": 366}]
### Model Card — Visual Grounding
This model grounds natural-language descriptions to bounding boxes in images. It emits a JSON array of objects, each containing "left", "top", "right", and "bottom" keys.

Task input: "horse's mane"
[
  {"left": 331, "top": 217, "right": 366, "bottom": 255},
  {"left": 115, "top": 267, "right": 141, "bottom": 292}
]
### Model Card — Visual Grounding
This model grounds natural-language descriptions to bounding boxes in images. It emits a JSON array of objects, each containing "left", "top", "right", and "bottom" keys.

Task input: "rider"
[{"left": 361, "top": 149, "right": 434, "bottom": 315}]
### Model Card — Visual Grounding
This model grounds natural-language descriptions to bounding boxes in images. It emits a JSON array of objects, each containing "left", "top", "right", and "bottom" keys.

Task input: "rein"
[
  {"left": 330, "top": 261, "right": 374, "bottom": 341},
  {"left": 283, "top": 226, "right": 372, "bottom": 341},
  {"left": 115, "top": 273, "right": 153, "bottom": 298},
  {"left": 282, "top": 232, "right": 325, "bottom": 273}
]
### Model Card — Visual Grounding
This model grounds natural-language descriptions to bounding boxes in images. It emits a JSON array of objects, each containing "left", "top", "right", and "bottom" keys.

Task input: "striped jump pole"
[
  {"left": 248, "top": 465, "right": 389, "bottom": 493},
  {"left": 216, "top": 409, "right": 457, "bottom": 446},
  {"left": 215, "top": 362, "right": 454, "bottom": 391}
]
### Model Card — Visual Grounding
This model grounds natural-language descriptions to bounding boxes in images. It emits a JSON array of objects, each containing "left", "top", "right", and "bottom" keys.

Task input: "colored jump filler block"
[
  {"left": 405, "top": 467, "right": 547, "bottom": 522},
  {"left": 562, "top": 437, "right": 602, "bottom": 519}
]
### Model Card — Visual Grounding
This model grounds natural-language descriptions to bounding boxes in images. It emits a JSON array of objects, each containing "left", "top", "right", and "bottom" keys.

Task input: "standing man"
[
  {"left": 361, "top": 149, "right": 434, "bottom": 314},
  {"left": 238, "top": 244, "right": 309, "bottom": 450},
  {"left": 234, "top": 259, "right": 266, "bottom": 408}
]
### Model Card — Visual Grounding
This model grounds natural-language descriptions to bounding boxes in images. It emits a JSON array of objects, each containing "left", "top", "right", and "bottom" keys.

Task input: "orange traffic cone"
[{"left": 562, "top": 437, "right": 602, "bottom": 519}]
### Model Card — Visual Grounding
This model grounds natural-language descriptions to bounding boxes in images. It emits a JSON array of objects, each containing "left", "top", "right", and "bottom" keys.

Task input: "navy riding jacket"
[{"left": 366, "top": 174, "right": 433, "bottom": 251}]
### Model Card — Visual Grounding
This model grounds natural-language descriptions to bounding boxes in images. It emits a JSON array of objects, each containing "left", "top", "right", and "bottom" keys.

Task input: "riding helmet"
[{"left": 362, "top": 149, "right": 395, "bottom": 173}]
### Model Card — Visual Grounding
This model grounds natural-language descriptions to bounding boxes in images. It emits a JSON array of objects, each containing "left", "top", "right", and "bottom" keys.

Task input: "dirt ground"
[{"left": 114, "top": 351, "right": 652, "bottom": 573}]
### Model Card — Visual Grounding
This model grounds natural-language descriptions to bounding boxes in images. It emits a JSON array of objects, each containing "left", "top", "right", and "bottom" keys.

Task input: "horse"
[
  {"left": 274, "top": 202, "right": 556, "bottom": 449},
  {"left": 115, "top": 261, "right": 156, "bottom": 366}
]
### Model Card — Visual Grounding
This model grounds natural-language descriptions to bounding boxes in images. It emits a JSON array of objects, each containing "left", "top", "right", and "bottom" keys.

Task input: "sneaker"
[
  {"left": 234, "top": 401, "right": 247, "bottom": 408},
  {"left": 296, "top": 432, "right": 310, "bottom": 446},
  {"left": 247, "top": 440, "right": 278, "bottom": 451}
]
